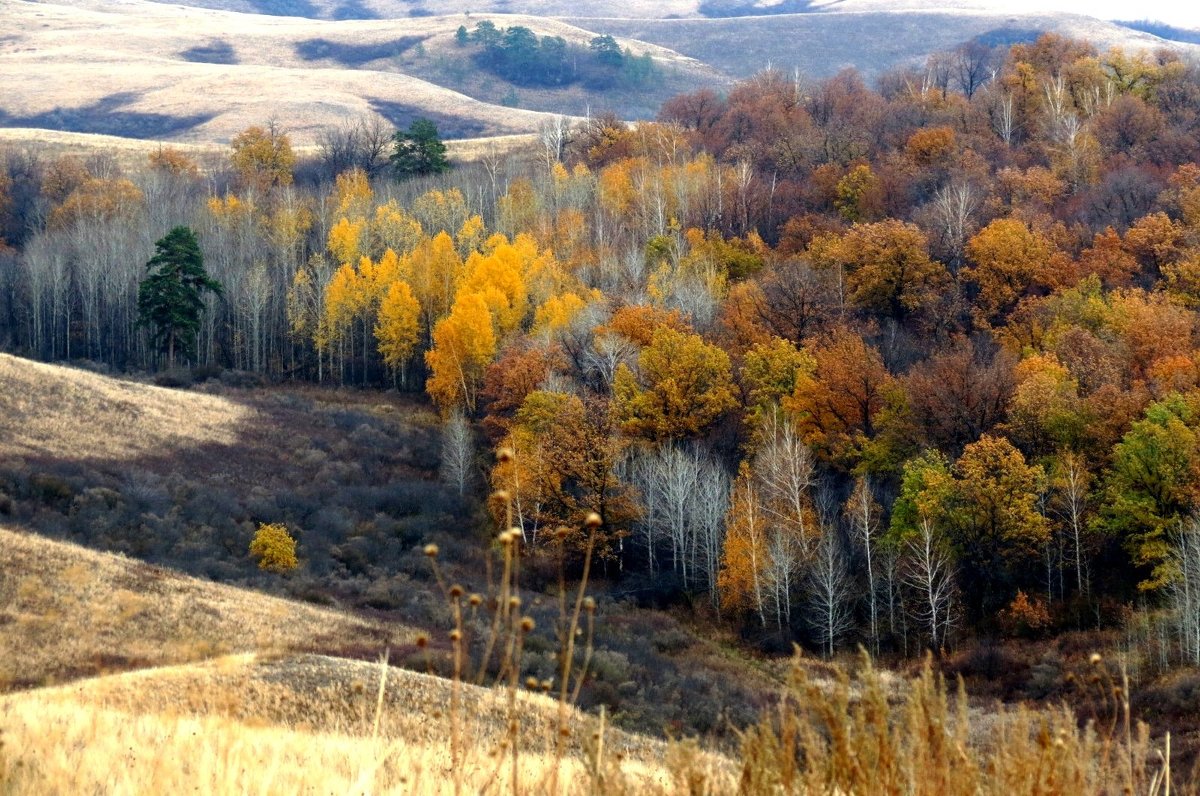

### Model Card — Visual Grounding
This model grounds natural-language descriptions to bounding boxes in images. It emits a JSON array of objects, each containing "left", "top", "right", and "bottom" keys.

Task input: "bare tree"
[
  {"left": 441, "top": 410, "right": 475, "bottom": 498},
  {"left": 317, "top": 115, "right": 394, "bottom": 179},
  {"left": 904, "top": 518, "right": 957, "bottom": 652},
  {"left": 538, "top": 115, "right": 572, "bottom": 173},
  {"left": 931, "top": 181, "right": 979, "bottom": 267},
  {"left": 846, "top": 475, "right": 882, "bottom": 653},
  {"left": 1052, "top": 451, "right": 1093, "bottom": 599},
  {"left": 952, "top": 41, "right": 996, "bottom": 99},
  {"left": 806, "top": 530, "right": 856, "bottom": 658},
  {"left": 1170, "top": 517, "right": 1200, "bottom": 664},
  {"left": 631, "top": 443, "right": 728, "bottom": 595},
  {"left": 755, "top": 413, "right": 819, "bottom": 559}
]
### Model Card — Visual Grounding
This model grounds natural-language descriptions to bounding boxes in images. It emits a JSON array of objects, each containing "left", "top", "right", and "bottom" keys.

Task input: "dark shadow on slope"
[
  {"left": 1115, "top": 19, "right": 1200, "bottom": 44},
  {"left": 369, "top": 100, "right": 486, "bottom": 139},
  {"left": 0, "top": 92, "right": 213, "bottom": 139},
  {"left": 969, "top": 27, "right": 1045, "bottom": 48},
  {"left": 698, "top": 0, "right": 837, "bottom": 18},
  {"left": 296, "top": 36, "right": 425, "bottom": 65},
  {"left": 332, "top": 0, "right": 379, "bottom": 19},
  {"left": 181, "top": 40, "right": 239, "bottom": 64},
  {"left": 246, "top": 0, "right": 319, "bottom": 17}
]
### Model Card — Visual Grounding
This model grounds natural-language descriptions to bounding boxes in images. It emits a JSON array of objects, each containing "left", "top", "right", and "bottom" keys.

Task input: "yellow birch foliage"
[
  {"left": 49, "top": 178, "right": 143, "bottom": 228},
  {"left": 407, "top": 231, "right": 465, "bottom": 326},
  {"left": 613, "top": 325, "right": 737, "bottom": 441},
  {"left": 332, "top": 167, "right": 373, "bottom": 219},
  {"left": 249, "top": 523, "right": 299, "bottom": 573},
  {"left": 532, "top": 291, "right": 592, "bottom": 337},
  {"left": 230, "top": 124, "right": 295, "bottom": 190},
  {"left": 425, "top": 291, "right": 497, "bottom": 413},
  {"left": 460, "top": 238, "right": 530, "bottom": 335},
  {"left": 369, "top": 200, "right": 424, "bottom": 258},
  {"left": 322, "top": 260, "right": 367, "bottom": 346},
  {"left": 328, "top": 217, "right": 364, "bottom": 266},
  {"left": 455, "top": 214, "right": 487, "bottom": 257},
  {"left": 376, "top": 280, "right": 421, "bottom": 371}
]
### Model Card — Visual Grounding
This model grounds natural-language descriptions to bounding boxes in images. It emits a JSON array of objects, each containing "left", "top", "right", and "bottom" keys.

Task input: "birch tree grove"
[
  {"left": 1169, "top": 515, "right": 1200, "bottom": 665},
  {"left": 631, "top": 443, "right": 729, "bottom": 598},
  {"left": 806, "top": 530, "right": 856, "bottom": 657}
]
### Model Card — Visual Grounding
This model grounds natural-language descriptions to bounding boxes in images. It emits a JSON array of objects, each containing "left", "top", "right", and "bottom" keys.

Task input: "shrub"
[
  {"left": 249, "top": 522, "right": 298, "bottom": 573},
  {"left": 999, "top": 590, "right": 1052, "bottom": 638}
]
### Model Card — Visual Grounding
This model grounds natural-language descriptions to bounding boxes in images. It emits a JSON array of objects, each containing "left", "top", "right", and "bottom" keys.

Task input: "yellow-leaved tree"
[
  {"left": 249, "top": 523, "right": 298, "bottom": 573},
  {"left": 718, "top": 464, "right": 769, "bottom": 626},
  {"left": 376, "top": 280, "right": 421, "bottom": 383},
  {"left": 459, "top": 237, "right": 529, "bottom": 336},
  {"left": 425, "top": 291, "right": 497, "bottom": 414},
  {"left": 230, "top": 123, "right": 295, "bottom": 192},
  {"left": 613, "top": 325, "right": 737, "bottom": 441}
]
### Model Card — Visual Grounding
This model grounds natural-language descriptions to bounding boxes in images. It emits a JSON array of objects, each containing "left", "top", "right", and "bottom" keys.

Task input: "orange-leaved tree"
[{"left": 425, "top": 291, "right": 497, "bottom": 414}]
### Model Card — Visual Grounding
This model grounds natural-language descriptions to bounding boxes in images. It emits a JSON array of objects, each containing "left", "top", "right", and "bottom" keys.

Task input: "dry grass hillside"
[
  {"left": 0, "top": 0, "right": 714, "bottom": 144},
  {"left": 0, "top": 525, "right": 706, "bottom": 793},
  {"left": 0, "top": 652, "right": 709, "bottom": 794},
  {"left": 0, "top": 526, "right": 409, "bottom": 688},
  {"left": 0, "top": 353, "right": 255, "bottom": 464},
  {"left": 3, "top": 0, "right": 1190, "bottom": 147},
  {"left": 581, "top": 10, "right": 1195, "bottom": 82}
]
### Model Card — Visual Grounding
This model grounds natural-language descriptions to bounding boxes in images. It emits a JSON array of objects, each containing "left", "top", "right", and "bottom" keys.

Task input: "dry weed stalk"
[{"left": 425, "top": 451, "right": 600, "bottom": 796}]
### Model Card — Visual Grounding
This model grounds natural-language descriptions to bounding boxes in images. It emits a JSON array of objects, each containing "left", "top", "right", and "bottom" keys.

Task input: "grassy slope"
[
  {"left": 0, "top": 526, "right": 408, "bottom": 688},
  {"left": 576, "top": 10, "right": 1195, "bottom": 81},
  {"left": 0, "top": 531, "right": 705, "bottom": 793},
  {"left": 3, "top": 0, "right": 1188, "bottom": 147},
  {"left": 0, "top": 0, "right": 714, "bottom": 144},
  {"left": 0, "top": 352, "right": 256, "bottom": 464},
  {"left": 0, "top": 352, "right": 704, "bottom": 791}
]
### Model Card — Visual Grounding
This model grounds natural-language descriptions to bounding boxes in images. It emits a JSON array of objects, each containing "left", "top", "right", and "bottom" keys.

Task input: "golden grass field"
[
  {"left": 0, "top": 524, "right": 714, "bottom": 794},
  {"left": 0, "top": 352, "right": 256, "bottom": 464},
  {"left": 0, "top": 526, "right": 411, "bottom": 688}
]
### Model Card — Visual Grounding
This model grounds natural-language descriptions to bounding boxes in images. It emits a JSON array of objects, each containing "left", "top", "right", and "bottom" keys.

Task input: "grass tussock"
[
  {"left": 0, "top": 527, "right": 409, "bottom": 688},
  {"left": 0, "top": 353, "right": 254, "bottom": 463}
]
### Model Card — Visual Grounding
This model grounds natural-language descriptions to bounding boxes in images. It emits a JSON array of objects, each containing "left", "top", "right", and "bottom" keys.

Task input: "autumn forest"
[{"left": 5, "top": 31, "right": 1200, "bottom": 685}]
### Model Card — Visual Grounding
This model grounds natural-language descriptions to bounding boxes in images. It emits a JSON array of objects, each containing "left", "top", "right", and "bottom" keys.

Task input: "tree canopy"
[
  {"left": 391, "top": 118, "right": 450, "bottom": 178},
  {"left": 136, "top": 226, "right": 222, "bottom": 368}
]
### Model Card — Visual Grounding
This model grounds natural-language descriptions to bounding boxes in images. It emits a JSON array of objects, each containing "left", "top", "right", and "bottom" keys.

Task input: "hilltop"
[{"left": 1, "top": 0, "right": 1192, "bottom": 145}]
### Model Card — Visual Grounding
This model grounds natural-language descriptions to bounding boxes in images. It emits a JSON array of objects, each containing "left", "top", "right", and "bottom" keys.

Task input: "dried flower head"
[
  {"left": 469, "top": 593, "right": 483, "bottom": 607},
  {"left": 520, "top": 616, "right": 536, "bottom": 633},
  {"left": 497, "top": 448, "right": 515, "bottom": 463},
  {"left": 585, "top": 512, "right": 602, "bottom": 528},
  {"left": 423, "top": 543, "right": 439, "bottom": 557},
  {"left": 415, "top": 633, "right": 429, "bottom": 649},
  {"left": 449, "top": 584, "right": 465, "bottom": 599}
]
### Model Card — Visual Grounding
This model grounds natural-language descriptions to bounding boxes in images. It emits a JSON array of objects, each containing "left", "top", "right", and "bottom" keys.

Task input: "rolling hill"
[
  {"left": 0, "top": 0, "right": 1193, "bottom": 147},
  {"left": 0, "top": 524, "right": 698, "bottom": 793}
]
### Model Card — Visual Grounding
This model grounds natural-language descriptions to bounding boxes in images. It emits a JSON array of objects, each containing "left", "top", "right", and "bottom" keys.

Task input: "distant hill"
[{"left": 1, "top": 0, "right": 1193, "bottom": 145}]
